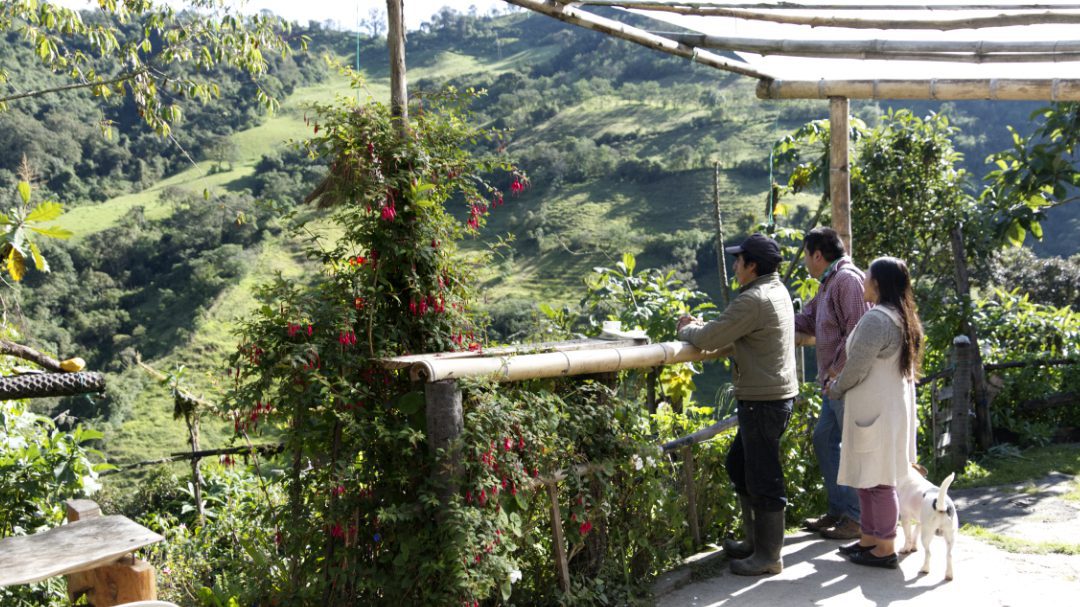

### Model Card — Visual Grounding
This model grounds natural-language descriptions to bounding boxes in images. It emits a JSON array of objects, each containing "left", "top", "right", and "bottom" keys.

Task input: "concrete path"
[{"left": 654, "top": 529, "right": 1080, "bottom": 606}]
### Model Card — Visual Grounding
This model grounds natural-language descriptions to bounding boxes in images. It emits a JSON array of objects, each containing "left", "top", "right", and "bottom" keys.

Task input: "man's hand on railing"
[{"left": 677, "top": 315, "right": 700, "bottom": 332}]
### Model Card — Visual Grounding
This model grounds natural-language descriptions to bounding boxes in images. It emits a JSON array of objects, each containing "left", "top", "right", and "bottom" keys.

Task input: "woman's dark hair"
[
  {"left": 804, "top": 227, "right": 846, "bottom": 262},
  {"left": 869, "top": 256, "right": 923, "bottom": 378}
]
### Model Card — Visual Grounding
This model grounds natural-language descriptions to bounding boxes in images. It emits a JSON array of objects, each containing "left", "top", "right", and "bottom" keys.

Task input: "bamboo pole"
[
  {"left": 758, "top": 78, "right": 1080, "bottom": 101},
  {"left": 502, "top": 0, "right": 774, "bottom": 80},
  {"left": 576, "top": 1, "right": 1080, "bottom": 10},
  {"left": 681, "top": 445, "right": 701, "bottom": 547},
  {"left": 659, "top": 36, "right": 1080, "bottom": 63},
  {"left": 582, "top": 2, "right": 1080, "bottom": 31},
  {"left": 713, "top": 161, "right": 731, "bottom": 306},
  {"left": 409, "top": 341, "right": 727, "bottom": 383},
  {"left": 663, "top": 32, "right": 1080, "bottom": 55},
  {"left": 386, "top": 0, "right": 408, "bottom": 128},
  {"left": 546, "top": 481, "right": 572, "bottom": 593},
  {"left": 829, "top": 97, "right": 852, "bottom": 255}
]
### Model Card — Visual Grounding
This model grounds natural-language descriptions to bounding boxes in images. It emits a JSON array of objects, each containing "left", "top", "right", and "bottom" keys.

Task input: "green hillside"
[{"left": 2, "top": 7, "right": 1076, "bottom": 477}]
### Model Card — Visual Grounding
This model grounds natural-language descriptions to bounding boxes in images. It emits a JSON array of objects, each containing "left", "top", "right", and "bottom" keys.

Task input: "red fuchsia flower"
[
  {"left": 330, "top": 523, "right": 344, "bottom": 539},
  {"left": 518, "top": 436, "right": 526, "bottom": 450},
  {"left": 338, "top": 330, "right": 357, "bottom": 346},
  {"left": 465, "top": 490, "right": 473, "bottom": 503},
  {"left": 333, "top": 485, "right": 346, "bottom": 497},
  {"left": 510, "top": 484, "right": 517, "bottom": 496},
  {"left": 408, "top": 300, "right": 418, "bottom": 315},
  {"left": 431, "top": 239, "right": 439, "bottom": 249},
  {"left": 478, "top": 489, "right": 488, "bottom": 506},
  {"left": 435, "top": 297, "right": 445, "bottom": 314},
  {"left": 503, "top": 437, "right": 513, "bottom": 452},
  {"left": 510, "top": 177, "right": 526, "bottom": 195},
  {"left": 380, "top": 201, "right": 397, "bottom": 221},
  {"left": 580, "top": 520, "right": 593, "bottom": 535},
  {"left": 467, "top": 216, "right": 479, "bottom": 230},
  {"left": 354, "top": 297, "right": 365, "bottom": 310},
  {"left": 287, "top": 323, "right": 301, "bottom": 337},
  {"left": 493, "top": 191, "right": 504, "bottom": 207},
  {"left": 306, "top": 324, "right": 314, "bottom": 337},
  {"left": 468, "top": 342, "right": 481, "bottom": 352},
  {"left": 418, "top": 299, "right": 429, "bottom": 315},
  {"left": 349, "top": 255, "right": 366, "bottom": 266}
]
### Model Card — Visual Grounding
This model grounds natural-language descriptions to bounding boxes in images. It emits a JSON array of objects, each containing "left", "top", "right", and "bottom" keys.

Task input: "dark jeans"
[{"left": 726, "top": 398, "right": 794, "bottom": 512}]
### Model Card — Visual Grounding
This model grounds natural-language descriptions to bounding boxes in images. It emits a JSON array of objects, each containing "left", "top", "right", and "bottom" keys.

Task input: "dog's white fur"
[{"left": 897, "top": 466, "right": 958, "bottom": 580}]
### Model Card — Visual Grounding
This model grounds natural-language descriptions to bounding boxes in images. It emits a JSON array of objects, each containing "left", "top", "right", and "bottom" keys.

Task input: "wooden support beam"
[
  {"left": 950, "top": 336, "right": 974, "bottom": 468},
  {"left": 576, "top": 1, "right": 1080, "bottom": 10},
  {"left": 546, "top": 481, "right": 572, "bottom": 593},
  {"left": 386, "top": 0, "right": 408, "bottom": 129},
  {"left": 662, "top": 32, "right": 1080, "bottom": 55},
  {"left": 950, "top": 227, "right": 993, "bottom": 452},
  {"left": 681, "top": 446, "right": 701, "bottom": 548},
  {"left": 582, "top": 2, "right": 1080, "bottom": 30},
  {"left": 757, "top": 78, "right": 1080, "bottom": 100},
  {"left": 503, "top": 0, "right": 774, "bottom": 80},
  {"left": 829, "top": 97, "right": 852, "bottom": 255}
]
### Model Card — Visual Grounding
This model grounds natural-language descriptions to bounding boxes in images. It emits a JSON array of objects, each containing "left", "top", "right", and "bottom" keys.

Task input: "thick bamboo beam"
[
  {"left": 661, "top": 34, "right": 1080, "bottom": 63},
  {"left": 829, "top": 97, "right": 852, "bottom": 255},
  {"left": 583, "top": 2, "right": 1080, "bottom": 30},
  {"left": 502, "top": 0, "right": 774, "bottom": 80},
  {"left": 386, "top": 0, "right": 408, "bottom": 128},
  {"left": 409, "top": 341, "right": 726, "bottom": 382},
  {"left": 757, "top": 78, "right": 1080, "bottom": 100},
  {"left": 663, "top": 33, "right": 1080, "bottom": 55},
  {"left": 576, "top": 1, "right": 1080, "bottom": 9}
]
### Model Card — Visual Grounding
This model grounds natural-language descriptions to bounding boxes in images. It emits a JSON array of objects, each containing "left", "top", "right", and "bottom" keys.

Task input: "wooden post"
[
  {"left": 426, "top": 379, "right": 463, "bottom": 501},
  {"left": 681, "top": 445, "right": 701, "bottom": 548},
  {"left": 546, "top": 481, "right": 572, "bottom": 593},
  {"left": 713, "top": 161, "right": 731, "bottom": 306},
  {"left": 950, "top": 336, "right": 974, "bottom": 468},
  {"left": 829, "top": 97, "right": 852, "bottom": 255},
  {"left": 646, "top": 367, "right": 658, "bottom": 415},
  {"left": 386, "top": 0, "right": 408, "bottom": 130},
  {"left": 65, "top": 500, "right": 156, "bottom": 607},
  {"left": 950, "top": 226, "right": 994, "bottom": 451}
]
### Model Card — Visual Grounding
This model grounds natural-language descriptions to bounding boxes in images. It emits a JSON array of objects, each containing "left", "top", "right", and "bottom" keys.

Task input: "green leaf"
[
  {"left": 26, "top": 201, "right": 63, "bottom": 223},
  {"left": 397, "top": 391, "right": 424, "bottom": 415},
  {"left": 29, "top": 241, "right": 48, "bottom": 272},
  {"left": 28, "top": 225, "right": 74, "bottom": 239},
  {"left": 1029, "top": 220, "right": 1044, "bottom": 239},
  {"left": 621, "top": 252, "right": 636, "bottom": 275},
  {"left": 17, "top": 181, "right": 32, "bottom": 204},
  {"left": 1005, "top": 220, "right": 1026, "bottom": 247},
  {"left": 500, "top": 577, "right": 512, "bottom": 601}
]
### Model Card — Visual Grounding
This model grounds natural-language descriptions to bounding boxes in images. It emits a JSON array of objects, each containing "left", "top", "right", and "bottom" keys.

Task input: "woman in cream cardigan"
[{"left": 826, "top": 257, "right": 924, "bottom": 569}]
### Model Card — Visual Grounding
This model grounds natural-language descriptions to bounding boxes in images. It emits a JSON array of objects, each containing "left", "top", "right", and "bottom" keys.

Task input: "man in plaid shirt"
[{"left": 795, "top": 227, "right": 871, "bottom": 540}]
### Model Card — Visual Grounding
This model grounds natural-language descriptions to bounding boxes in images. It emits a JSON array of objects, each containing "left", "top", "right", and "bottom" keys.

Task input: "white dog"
[{"left": 898, "top": 466, "right": 958, "bottom": 580}]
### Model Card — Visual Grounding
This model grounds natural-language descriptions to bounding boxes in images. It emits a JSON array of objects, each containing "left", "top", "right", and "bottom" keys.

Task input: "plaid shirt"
[{"left": 794, "top": 257, "right": 871, "bottom": 384}]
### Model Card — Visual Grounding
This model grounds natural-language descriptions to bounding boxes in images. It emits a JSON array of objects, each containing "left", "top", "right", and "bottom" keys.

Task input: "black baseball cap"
[{"left": 725, "top": 233, "right": 783, "bottom": 265}]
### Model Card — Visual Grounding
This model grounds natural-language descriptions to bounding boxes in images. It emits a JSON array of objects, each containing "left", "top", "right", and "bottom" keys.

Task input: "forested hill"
[{"left": 2, "top": 7, "right": 1076, "bottom": 467}]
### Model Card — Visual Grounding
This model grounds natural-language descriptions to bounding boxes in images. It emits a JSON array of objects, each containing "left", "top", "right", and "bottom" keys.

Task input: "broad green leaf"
[
  {"left": 1030, "top": 221, "right": 1044, "bottom": 239},
  {"left": 29, "top": 225, "right": 74, "bottom": 239},
  {"left": 29, "top": 241, "right": 48, "bottom": 272},
  {"left": 621, "top": 252, "right": 635, "bottom": 274},
  {"left": 17, "top": 181, "right": 31, "bottom": 204},
  {"left": 26, "top": 201, "right": 63, "bottom": 223}
]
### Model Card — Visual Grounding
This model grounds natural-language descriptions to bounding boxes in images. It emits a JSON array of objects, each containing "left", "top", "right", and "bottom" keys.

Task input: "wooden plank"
[
  {"left": 681, "top": 446, "right": 701, "bottom": 548},
  {"left": 378, "top": 338, "right": 647, "bottom": 369},
  {"left": 71, "top": 558, "right": 157, "bottom": 607},
  {"left": 0, "top": 516, "right": 164, "bottom": 587}
]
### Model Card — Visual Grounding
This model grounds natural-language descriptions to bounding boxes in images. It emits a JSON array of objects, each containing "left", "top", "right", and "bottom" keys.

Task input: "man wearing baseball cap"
[{"left": 677, "top": 232, "right": 798, "bottom": 576}]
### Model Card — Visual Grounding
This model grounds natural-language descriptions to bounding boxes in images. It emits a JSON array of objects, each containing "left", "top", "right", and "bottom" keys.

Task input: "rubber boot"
[
  {"left": 722, "top": 493, "right": 754, "bottom": 559},
  {"left": 730, "top": 508, "right": 785, "bottom": 576}
]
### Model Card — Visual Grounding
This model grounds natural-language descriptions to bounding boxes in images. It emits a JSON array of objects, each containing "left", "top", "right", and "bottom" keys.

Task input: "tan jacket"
[{"left": 677, "top": 273, "right": 799, "bottom": 401}]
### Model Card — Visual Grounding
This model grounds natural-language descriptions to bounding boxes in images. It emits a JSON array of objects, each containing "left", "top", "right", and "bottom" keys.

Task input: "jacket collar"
[
  {"left": 821, "top": 256, "right": 853, "bottom": 285},
  {"left": 739, "top": 272, "right": 780, "bottom": 293}
]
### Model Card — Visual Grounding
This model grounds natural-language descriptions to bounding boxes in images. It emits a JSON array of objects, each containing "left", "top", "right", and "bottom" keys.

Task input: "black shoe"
[
  {"left": 838, "top": 542, "right": 875, "bottom": 556},
  {"left": 848, "top": 550, "right": 898, "bottom": 569}
]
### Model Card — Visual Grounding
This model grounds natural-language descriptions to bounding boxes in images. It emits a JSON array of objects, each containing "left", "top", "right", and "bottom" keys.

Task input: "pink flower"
[
  {"left": 503, "top": 437, "right": 513, "bottom": 452},
  {"left": 333, "top": 485, "right": 346, "bottom": 497},
  {"left": 306, "top": 324, "right": 313, "bottom": 337},
  {"left": 381, "top": 202, "right": 397, "bottom": 221}
]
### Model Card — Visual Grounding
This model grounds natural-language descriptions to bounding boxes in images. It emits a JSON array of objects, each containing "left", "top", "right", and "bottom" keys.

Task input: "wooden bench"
[{"left": 0, "top": 499, "right": 165, "bottom": 607}]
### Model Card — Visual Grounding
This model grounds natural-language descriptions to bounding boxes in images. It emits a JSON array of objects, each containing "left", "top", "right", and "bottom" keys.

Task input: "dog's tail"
[{"left": 934, "top": 472, "right": 956, "bottom": 513}]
